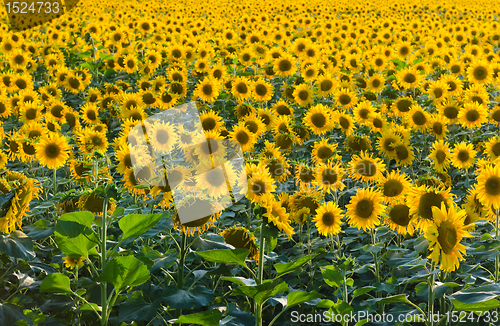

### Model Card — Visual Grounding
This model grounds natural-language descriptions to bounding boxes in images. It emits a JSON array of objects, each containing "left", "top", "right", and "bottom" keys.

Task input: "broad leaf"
[
  {"left": 54, "top": 220, "right": 98, "bottom": 259},
  {"left": 59, "top": 212, "right": 95, "bottom": 228},
  {"left": 40, "top": 273, "right": 72, "bottom": 294},
  {"left": 0, "top": 231, "right": 35, "bottom": 260},
  {"left": 451, "top": 298, "right": 500, "bottom": 311},
  {"left": 176, "top": 309, "right": 222, "bottom": 326},
  {"left": 197, "top": 249, "right": 250, "bottom": 267},
  {"left": 285, "top": 290, "right": 323, "bottom": 309},
  {"left": 274, "top": 254, "right": 318, "bottom": 278},
  {"left": 0, "top": 304, "right": 31, "bottom": 326},
  {"left": 450, "top": 284, "right": 500, "bottom": 304},
  {"left": 221, "top": 277, "right": 257, "bottom": 286},
  {"left": 162, "top": 286, "right": 214, "bottom": 309},
  {"left": 118, "top": 292, "right": 161, "bottom": 322},
  {"left": 233, "top": 279, "right": 289, "bottom": 306},
  {"left": 97, "top": 256, "right": 150, "bottom": 293},
  {"left": 118, "top": 213, "right": 163, "bottom": 240},
  {"left": 321, "top": 266, "right": 343, "bottom": 288}
]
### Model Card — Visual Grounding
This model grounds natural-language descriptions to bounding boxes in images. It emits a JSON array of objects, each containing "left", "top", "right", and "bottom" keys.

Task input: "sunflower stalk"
[
  {"left": 496, "top": 209, "right": 500, "bottom": 282},
  {"left": 428, "top": 262, "right": 436, "bottom": 326},
  {"left": 370, "top": 227, "right": 382, "bottom": 312},
  {"left": 256, "top": 223, "right": 265, "bottom": 326},
  {"left": 100, "top": 197, "right": 108, "bottom": 326},
  {"left": 176, "top": 231, "right": 188, "bottom": 318}
]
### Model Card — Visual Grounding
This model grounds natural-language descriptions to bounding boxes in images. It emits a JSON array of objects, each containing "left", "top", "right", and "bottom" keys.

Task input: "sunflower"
[
  {"left": 79, "top": 129, "right": 108, "bottom": 154},
  {"left": 463, "top": 186, "right": 490, "bottom": 219},
  {"left": 196, "top": 157, "right": 236, "bottom": 199},
  {"left": 425, "top": 203, "right": 471, "bottom": 272},
  {"left": 195, "top": 78, "right": 220, "bottom": 103},
  {"left": 34, "top": 133, "right": 71, "bottom": 169},
  {"left": 346, "top": 188, "right": 386, "bottom": 231},
  {"left": 230, "top": 124, "right": 256, "bottom": 152},
  {"left": 348, "top": 151, "right": 386, "bottom": 183},
  {"left": 427, "top": 80, "right": 449, "bottom": 104},
  {"left": 391, "top": 97, "right": 413, "bottom": 117},
  {"left": 0, "top": 95, "right": 11, "bottom": 118},
  {"left": 246, "top": 170, "right": 276, "bottom": 204},
  {"left": 406, "top": 105, "right": 430, "bottom": 131},
  {"left": 367, "top": 74, "right": 386, "bottom": 93},
  {"left": 428, "top": 114, "right": 448, "bottom": 140},
  {"left": 303, "top": 104, "right": 332, "bottom": 135},
  {"left": 260, "top": 156, "right": 290, "bottom": 182},
  {"left": 19, "top": 101, "right": 42, "bottom": 123},
  {"left": 69, "top": 158, "right": 93, "bottom": 184},
  {"left": 290, "top": 190, "right": 322, "bottom": 218},
  {"left": 313, "top": 202, "right": 343, "bottom": 236},
  {"left": 393, "top": 141, "right": 415, "bottom": 166},
  {"left": 242, "top": 115, "right": 266, "bottom": 138},
  {"left": 274, "top": 53, "right": 297, "bottom": 77},
  {"left": 485, "top": 137, "right": 500, "bottom": 161},
  {"left": 409, "top": 185, "right": 453, "bottom": 230},
  {"left": 476, "top": 164, "right": 500, "bottom": 210},
  {"left": 295, "top": 163, "right": 316, "bottom": 191},
  {"left": 262, "top": 195, "right": 294, "bottom": 238},
  {"left": 252, "top": 79, "right": 273, "bottom": 102},
  {"left": 429, "top": 140, "right": 451, "bottom": 172},
  {"left": 334, "top": 88, "right": 358, "bottom": 109},
  {"left": 352, "top": 101, "right": 375, "bottom": 126},
  {"left": 293, "top": 84, "right": 314, "bottom": 107},
  {"left": 344, "top": 135, "right": 372, "bottom": 153},
  {"left": 467, "top": 60, "right": 492, "bottom": 85},
  {"left": 0, "top": 171, "right": 41, "bottom": 234},
  {"left": 378, "top": 170, "right": 412, "bottom": 202},
  {"left": 220, "top": 226, "right": 259, "bottom": 260},
  {"left": 489, "top": 105, "right": 500, "bottom": 126},
  {"left": 315, "top": 162, "right": 345, "bottom": 194},
  {"left": 231, "top": 76, "right": 252, "bottom": 102},
  {"left": 437, "top": 99, "right": 460, "bottom": 123},
  {"left": 385, "top": 199, "right": 416, "bottom": 236},
  {"left": 311, "top": 138, "right": 338, "bottom": 164},
  {"left": 451, "top": 142, "right": 477, "bottom": 170},
  {"left": 81, "top": 102, "right": 101, "bottom": 125},
  {"left": 272, "top": 99, "right": 294, "bottom": 117},
  {"left": 397, "top": 66, "right": 422, "bottom": 89},
  {"left": 458, "top": 102, "right": 488, "bottom": 129},
  {"left": 200, "top": 110, "right": 224, "bottom": 133},
  {"left": 335, "top": 112, "right": 355, "bottom": 136},
  {"left": 170, "top": 196, "right": 221, "bottom": 236},
  {"left": 316, "top": 74, "right": 336, "bottom": 97}
]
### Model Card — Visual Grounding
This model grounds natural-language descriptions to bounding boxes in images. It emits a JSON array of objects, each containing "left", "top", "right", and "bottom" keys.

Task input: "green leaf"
[
  {"left": 451, "top": 298, "right": 500, "bottom": 311},
  {"left": 118, "top": 292, "right": 160, "bottom": 322},
  {"left": 450, "top": 284, "right": 500, "bottom": 304},
  {"left": 233, "top": 279, "right": 289, "bottom": 306},
  {"left": 77, "top": 50, "right": 92, "bottom": 58},
  {"left": 197, "top": 249, "right": 250, "bottom": 267},
  {"left": 54, "top": 220, "right": 98, "bottom": 259},
  {"left": 97, "top": 256, "right": 150, "bottom": 293},
  {"left": 262, "top": 224, "right": 278, "bottom": 252},
  {"left": 162, "top": 286, "right": 214, "bottom": 309},
  {"left": 285, "top": 290, "right": 323, "bottom": 309},
  {"left": 0, "top": 231, "right": 35, "bottom": 260},
  {"left": 60, "top": 212, "right": 95, "bottom": 228},
  {"left": 274, "top": 254, "right": 318, "bottom": 278},
  {"left": 40, "top": 273, "right": 72, "bottom": 294},
  {"left": 118, "top": 213, "right": 163, "bottom": 240},
  {"left": 370, "top": 294, "right": 413, "bottom": 304},
  {"left": 220, "top": 276, "right": 256, "bottom": 286},
  {"left": 99, "top": 52, "right": 114, "bottom": 61},
  {"left": 321, "top": 266, "right": 343, "bottom": 288},
  {"left": 25, "top": 220, "right": 54, "bottom": 241},
  {"left": 353, "top": 286, "right": 376, "bottom": 299},
  {"left": 0, "top": 304, "right": 31, "bottom": 326},
  {"left": 176, "top": 309, "right": 222, "bottom": 326}
]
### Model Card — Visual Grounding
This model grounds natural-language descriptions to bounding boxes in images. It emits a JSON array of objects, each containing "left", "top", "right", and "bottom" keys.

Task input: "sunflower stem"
[
  {"left": 256, "top": 224, "right": 265, "bottom": 326},
  {"left": 176, "top": 231, "right": 187, "bottom": 318},
  {"left": 465, "top": 168, "right": 469, "bottom": 190},
  {"left": 53, "top": 168, "right": 57, "bottom": 198},
  {"left": 495, "top": 209, "right": 499, "bottom": 282},
  {"left": 428, "top": 261, "right": 436, "bottom": 326},
  {"left": 100, "top": 197, "right": 108, "bottom": 326}
]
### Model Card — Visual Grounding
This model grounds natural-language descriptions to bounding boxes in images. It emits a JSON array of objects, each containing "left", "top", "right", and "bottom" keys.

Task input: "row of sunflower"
[{"left": 0, "top": 1, "right": 500, "bottom": 324}]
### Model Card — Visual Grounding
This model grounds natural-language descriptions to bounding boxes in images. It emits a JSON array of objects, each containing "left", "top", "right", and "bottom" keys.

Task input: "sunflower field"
[{"left": 2, "top": 0, "right": 500, "bottom": 325}]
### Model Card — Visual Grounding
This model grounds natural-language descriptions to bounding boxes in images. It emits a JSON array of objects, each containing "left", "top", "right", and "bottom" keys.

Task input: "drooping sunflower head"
[{"left": 220, "top": 226, "right": 259, "bottom": 260}]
